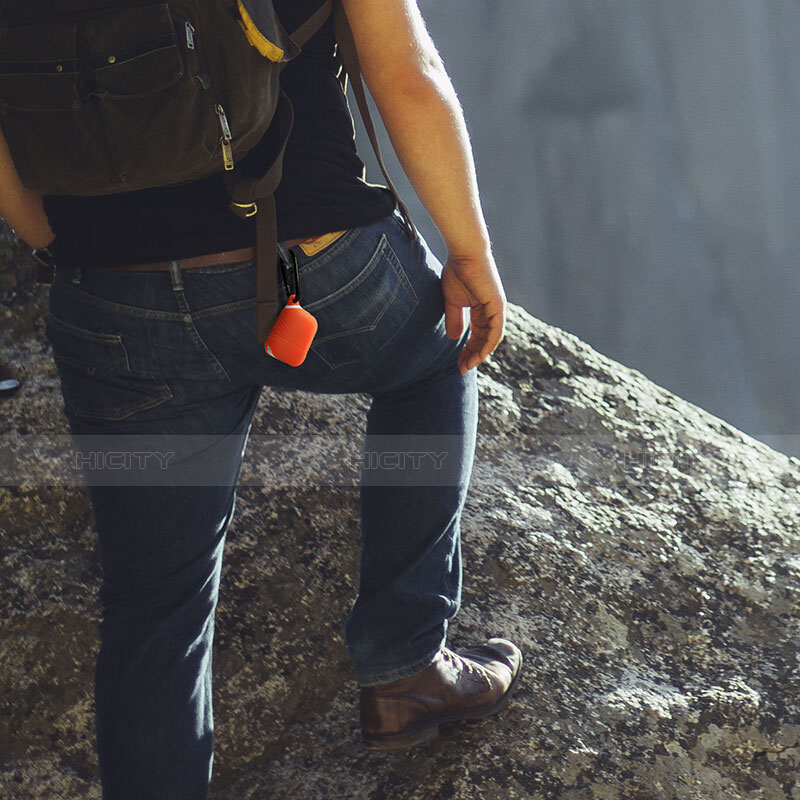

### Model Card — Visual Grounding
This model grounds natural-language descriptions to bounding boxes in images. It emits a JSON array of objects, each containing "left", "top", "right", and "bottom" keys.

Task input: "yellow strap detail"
[{"left": 237, "top": 0, "right": 284, "bottom": 61}]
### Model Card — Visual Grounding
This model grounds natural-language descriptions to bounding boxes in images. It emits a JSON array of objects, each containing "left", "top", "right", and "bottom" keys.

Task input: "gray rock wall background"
[{"left": 354, "top": 0, "right": 800, "bottom": 458}]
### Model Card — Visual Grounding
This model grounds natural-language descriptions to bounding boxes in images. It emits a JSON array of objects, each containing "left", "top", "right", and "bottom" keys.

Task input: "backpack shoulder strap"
[
  {"left": 288, "top": 0, "right": 334, "bottom": 47},
  {"left": 227, "top": 1, "right": 334, "bottom": 343},
  {"left": 235, "top": 0, "right": 416, "bottom": 243},
  {"left": 230, "top": 0, "right": 418, "bottom": 343}
]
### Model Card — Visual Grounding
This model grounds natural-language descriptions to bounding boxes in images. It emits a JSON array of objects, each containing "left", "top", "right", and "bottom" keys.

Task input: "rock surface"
[{"left": 1, "top": 276, "right": 799, "bottom": 799}]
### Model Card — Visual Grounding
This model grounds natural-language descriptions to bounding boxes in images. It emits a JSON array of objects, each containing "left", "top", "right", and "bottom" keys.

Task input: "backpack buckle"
[{"left": 231, "top": 201, "right": 258, "bottom": 218}]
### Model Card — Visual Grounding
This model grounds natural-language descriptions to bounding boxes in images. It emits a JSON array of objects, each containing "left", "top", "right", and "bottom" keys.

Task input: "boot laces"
[{"left": 446, "top": 649, "right": 492, "bottom": 689}]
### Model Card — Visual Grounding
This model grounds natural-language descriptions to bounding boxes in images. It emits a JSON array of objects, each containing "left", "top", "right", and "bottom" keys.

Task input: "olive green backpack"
[{"left": 0, "top": 0, "right": 416, "bottom": 342}]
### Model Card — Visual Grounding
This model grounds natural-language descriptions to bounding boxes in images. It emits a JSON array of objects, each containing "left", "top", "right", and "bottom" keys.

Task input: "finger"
[
  {"left": 476, "top": 309, "right": 505, "bottom": 359},
  {"left": 444, "top": 301, "right": 465, "bottom": 340},
  {"left": 457, "top": 333, "right": 485, "bottom": 373}
]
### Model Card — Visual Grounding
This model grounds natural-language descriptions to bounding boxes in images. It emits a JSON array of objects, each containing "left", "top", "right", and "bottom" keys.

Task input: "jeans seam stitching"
[
  {"left": 190, "top": 297, "right": 257, "bottom": 320},
  {"left": 53, "top": 279, "right": 187, "bottom": 321},
  {"left": 304, "top": 234, "right": 388, "bottom": 314},
  {"left": 172, "top": 286, "right": 231, "bottom": 383},
  {"left": 67, "top": 380, "right": 173, "bottom": 421}
]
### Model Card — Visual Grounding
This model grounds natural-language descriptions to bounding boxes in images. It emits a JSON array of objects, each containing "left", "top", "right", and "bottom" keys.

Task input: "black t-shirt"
[{"left": 42, "top": 0, "right": 397, "bottom": 268}]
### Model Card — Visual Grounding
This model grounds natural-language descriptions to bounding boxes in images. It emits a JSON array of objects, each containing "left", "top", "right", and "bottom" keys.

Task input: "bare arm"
[
  {"left": 341, "top": 0, "right": 489, "bottom": 258},
  {"left": 0, "top": 126, "right": 55, "bottom": 249},
  {"left": 340, "top": 0, "right": 506, "bottom": 373}
]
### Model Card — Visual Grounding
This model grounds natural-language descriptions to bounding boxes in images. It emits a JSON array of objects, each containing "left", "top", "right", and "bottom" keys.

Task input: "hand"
[{"left": 441, "top": 250, "right": 507, "bottom": 375}]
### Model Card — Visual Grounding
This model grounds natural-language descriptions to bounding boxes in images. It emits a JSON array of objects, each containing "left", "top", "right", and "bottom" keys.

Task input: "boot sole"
[{"left": 361, "top": 652, "right": 523, "bottom": 752}]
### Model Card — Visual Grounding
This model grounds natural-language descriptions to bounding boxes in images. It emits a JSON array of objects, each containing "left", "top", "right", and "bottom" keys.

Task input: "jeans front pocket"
[
  {"left": 303, "top": 234, "right": 419, "bottom": 370},
  {"left": 46, "top": 313, "right": 173, "bottom": 423}
]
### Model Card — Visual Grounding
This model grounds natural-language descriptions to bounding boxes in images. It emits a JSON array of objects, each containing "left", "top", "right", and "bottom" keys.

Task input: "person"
[{"left": 0, "top": 0, "right": 522, "bottom": 794}]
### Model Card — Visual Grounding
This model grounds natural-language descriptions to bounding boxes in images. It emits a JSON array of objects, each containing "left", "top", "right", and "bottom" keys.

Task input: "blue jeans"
[{"left": 45, "top": 208, "right": 478, "bottom": 799}]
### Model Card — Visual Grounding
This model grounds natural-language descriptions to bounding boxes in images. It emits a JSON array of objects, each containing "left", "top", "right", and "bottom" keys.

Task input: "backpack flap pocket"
[
  {"left": 237, "top": 0, "right": 300, "bottom": 62},
  {"left": 0, "top": 23, "right": 80, "bottom": 110},
  {"left": 86, "top": 3, "right": 221, "bottom": 190},
  {"left": 90, "top": 7, "right": 184, "bottom": 98},
  {"left": 0, "top": 23, "right": 108, "bottom": 194}
]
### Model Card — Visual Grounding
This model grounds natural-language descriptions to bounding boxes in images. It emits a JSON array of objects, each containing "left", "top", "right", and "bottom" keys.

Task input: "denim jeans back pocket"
[
  {"left": 46, "top": 313, "right": 173, "bottom": 422},
  {"left": 302, "top": 234, "right": 419, "bottom": 370}
]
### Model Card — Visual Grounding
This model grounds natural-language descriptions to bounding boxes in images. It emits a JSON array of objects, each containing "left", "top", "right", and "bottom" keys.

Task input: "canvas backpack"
[{"left": 0, "top": 0, "right": 417, "bottom": 343}]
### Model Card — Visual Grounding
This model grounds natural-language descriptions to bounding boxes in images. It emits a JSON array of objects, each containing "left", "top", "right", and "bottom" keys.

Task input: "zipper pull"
[
  {"left": 221, "top": 141, "right": 234, "bottom": 171},
  {"left": 215, "top": 104, "right": 232, "bottom": 141},
  {"left": 185, "top": 21, "right": 195, "bottom": 50},
  {"left": 215, "top": 104, "right": 234, "bottom": 170}
]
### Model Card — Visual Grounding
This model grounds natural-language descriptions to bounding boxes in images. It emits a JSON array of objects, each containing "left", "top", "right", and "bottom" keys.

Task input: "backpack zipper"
[
  {"left": 184, "top": 20, "right": 195, "bottom": 50},
  {"left": 172, "top": 3, "right": 235, "bottom": 172},
  {"left": 215, "top": 104, "right": 234, "bottom": 170}
]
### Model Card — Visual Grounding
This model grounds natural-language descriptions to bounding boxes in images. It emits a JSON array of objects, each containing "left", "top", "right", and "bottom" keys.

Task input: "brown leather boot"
[{"left": 360, "top": 637, "right": 523, "bottom": 751}]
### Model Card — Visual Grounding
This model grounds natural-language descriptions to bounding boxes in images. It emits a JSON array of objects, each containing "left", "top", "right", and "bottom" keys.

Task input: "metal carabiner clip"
[{"left": 278, "top": 248, "right": 301, "bottom": 304}]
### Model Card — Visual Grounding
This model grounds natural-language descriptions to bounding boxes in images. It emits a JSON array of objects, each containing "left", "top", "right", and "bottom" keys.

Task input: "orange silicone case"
[{"left": 264, "top": 295, "right": 318, "bottom": 366}]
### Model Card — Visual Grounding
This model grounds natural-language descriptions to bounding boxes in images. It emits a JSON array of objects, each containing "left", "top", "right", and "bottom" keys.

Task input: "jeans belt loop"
[{"left": 168, "top": 260, "right": 184, "bottom": 291}]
